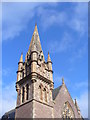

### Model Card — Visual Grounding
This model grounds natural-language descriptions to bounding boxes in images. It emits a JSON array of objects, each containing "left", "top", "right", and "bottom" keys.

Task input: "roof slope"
[
  {"left": 52, "top": 86, "right": 62, "bottom": 100},
  {"left": 1, "top": 109, "right": 15, "bottom": 119}
]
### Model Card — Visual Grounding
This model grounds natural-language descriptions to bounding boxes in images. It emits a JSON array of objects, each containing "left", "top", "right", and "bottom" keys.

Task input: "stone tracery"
[{"left": 62, "top": 101, "right": 75, "bottom": 119}]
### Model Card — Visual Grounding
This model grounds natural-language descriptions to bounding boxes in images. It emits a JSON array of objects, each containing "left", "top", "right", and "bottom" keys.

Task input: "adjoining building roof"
[
  {"left": 52, "top": 86, "right": 62, "bottom": 100},
  {"left": 1, "top": 109, "right": 15, "bottom": 119}
]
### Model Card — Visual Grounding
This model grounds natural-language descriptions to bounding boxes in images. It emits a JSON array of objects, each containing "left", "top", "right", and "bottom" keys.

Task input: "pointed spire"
[
  {"left": 62, "top": 77, "right": 65, "bottom": 85},
  {"left": 31, "top": 42, "right": 37, "bottom": 52},
  {"left": 28, "top": 23, "right": 42, "bottom": 54},
  {"left": 19, "top": 53, "right": 23, "bottom": 63},
  {"left": 33, "top": 23, "right": 38, "bottom": 35},
  {"left": 47, "top": 52, "right": 52, "bottom": 62}
]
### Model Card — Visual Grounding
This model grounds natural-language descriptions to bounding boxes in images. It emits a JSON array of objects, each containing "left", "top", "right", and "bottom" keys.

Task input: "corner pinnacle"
[
  {"left": 47, "top": 52, "right": 51, "bottom": 62},
  {"left": 62, "top": 77, "right": 65, "bottom": 85},
  {"left": 19, "top": 53, "right": 23, "bottom": 62}
]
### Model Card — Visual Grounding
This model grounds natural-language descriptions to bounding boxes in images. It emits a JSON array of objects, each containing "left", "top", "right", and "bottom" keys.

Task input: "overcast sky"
[{"left": 1, "top": 2, "right": 88, "bottom": 118}]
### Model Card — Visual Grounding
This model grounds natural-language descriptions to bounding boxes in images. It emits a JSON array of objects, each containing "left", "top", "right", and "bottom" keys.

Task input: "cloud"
[
  {"left": 2, "top": 3, "right": 88, "bottom": 41},
  {"left": 38, "top": 3, "right": 88, "bottom": 36},
  {"left": 69, "top": 43, "right": 88, "bottom": 62},
  {"left": 68, "top": 3, "right": 88, "bottom": 36},
  {"left": 37, "top": 6, "right": 67, "bottom": 30},
  {"left": 48, "top": 32, "right": 73, "bottom": 53},
  {"left": 0, "top": 68, "right": 16, "bottom": 117},
  {"left": 76, "top": 91, "right": 88, "bottom": 118},
  {"left": 2, "top": 3, "right": 40, "bottom": 40},
  {"left": 1, "top": 82, "right": 17, "bottom": 117},
  {"left": 0, "top": 69, "right": 2, "bottom": 117},
  {"left": 2, "top": 68, "right": 12, "bottom": 77},
  {"left": 0, "top": 3, "right": 2, "bottom": 44},
  {"left": 74, "top": 81, "right": 88, "bottom": 89},
  {"left": 2, "top": 0, "right": 89, "bottom": 2}
]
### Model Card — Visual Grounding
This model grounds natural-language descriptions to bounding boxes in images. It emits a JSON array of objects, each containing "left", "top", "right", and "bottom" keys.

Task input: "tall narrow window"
[
  {"left": 22, "top": 87, "right": 24, "bottom": 103},
  {"left": 26, "top": 84, "right": 29, "bottom": 100},
  {"left": 22, "top": 72, "right": 24, "bottom": 78},
  {"left": 26, "top": 64, "right": 27, "bottom": 76},
  {"left": 44, "top": 88, "right": 47, "bottom": 102},
  {"left": 39, "top": 84, "right": 43, "bottom": 101}
]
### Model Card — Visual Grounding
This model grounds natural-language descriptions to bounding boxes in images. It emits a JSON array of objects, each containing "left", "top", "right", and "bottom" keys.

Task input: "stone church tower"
[{"left": 15, "top": 24, "right": 82, "bottom": 118}]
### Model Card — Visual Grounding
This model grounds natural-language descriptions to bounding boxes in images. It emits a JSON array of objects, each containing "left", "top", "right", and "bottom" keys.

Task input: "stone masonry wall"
[
  {"left": 53, "top": 85, "right": 80, "bottom": 118},
  {"left": 33, "top": 100, "right": 53, "bottom": 118},
  {"left": 15, "top": 101, "right": 33, "bottom": 118}
]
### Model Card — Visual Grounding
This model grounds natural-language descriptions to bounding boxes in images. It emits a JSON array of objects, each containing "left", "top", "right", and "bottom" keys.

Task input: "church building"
[{"left": 2, "top": 24, "right": 82, "bottom": 119}]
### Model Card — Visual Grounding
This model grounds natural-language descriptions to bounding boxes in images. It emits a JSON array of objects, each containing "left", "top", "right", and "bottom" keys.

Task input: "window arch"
[
  {"left": 44, "top": 88, "right": 47, "bottom": 102},
  {"left": 22, "top": 87, "right": 25, "bottom": 103},
  {"left": 26, "top": 84, "right": 29, "bottom": 100},
  {"left": 39, "top": 84, "right": 43, "bottom": 101},
  {"left": 62, "top": 101, "right": 75, "bottom": 119}
]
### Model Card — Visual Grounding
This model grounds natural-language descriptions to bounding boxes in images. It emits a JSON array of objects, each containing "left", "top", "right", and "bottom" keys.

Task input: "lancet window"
[
  {"left": 62, "top": 101, "right": 75, "bottom": 119},
  {"left": 44, "top": 88, "right": 47, "bottom": 102},
  {"left": 26, "top": 84, "right": 29, "bottom": 100},
  {"left": 22, "top": 87, "right": 25, "bottom": 103},
  {"left": 39, "top": 84, "right": 43, "bottom": 100}
]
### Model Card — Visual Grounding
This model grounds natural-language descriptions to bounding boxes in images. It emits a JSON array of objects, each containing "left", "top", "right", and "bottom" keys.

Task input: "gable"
[{"left": 53, "top": 84, "right": 81, "bottom": 118}]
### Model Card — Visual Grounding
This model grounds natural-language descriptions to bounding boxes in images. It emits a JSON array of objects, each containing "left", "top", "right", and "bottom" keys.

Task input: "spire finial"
[
  {"left": 47, "top": 52, "right": 51, "bottom": 62},
  {"left": 62, "top": 77, "right": 65, "bottom": 85},
  {"left": 19, "top": 52, "right": 23, "bottom": 62},
  {"left": 34, "top": 23, "right": 38, "bottom": 33},
  {"left": 75, "top": 98, "right": 77, "bottom": 105}
]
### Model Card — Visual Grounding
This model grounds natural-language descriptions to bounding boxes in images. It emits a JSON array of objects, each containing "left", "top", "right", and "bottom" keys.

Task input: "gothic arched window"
[
  {"left": 22, "top": 72, "right": 24, "bottom": 78},
  {"left": 39, "top": 84, "right": 43, "bottom": 101},
  {"left": 62, "top": 101, "right": 75, "bottom": 119},
  {"left": 22, "top": 87, "right": 25, "bottom": 103},
  {"left": 44, "top": 88, "right": 47, "bottom": 102},
  {"left": 26, "top": 84, "right": 29, "bottom": 100}
]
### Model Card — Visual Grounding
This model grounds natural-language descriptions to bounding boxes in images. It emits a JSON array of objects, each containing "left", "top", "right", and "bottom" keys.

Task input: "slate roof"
[
  {"left": 52, "top": 85, "right": 62, "bottom": 100},
  {"left": 1, "top": 109, "right": 15, "bottom": 119}
]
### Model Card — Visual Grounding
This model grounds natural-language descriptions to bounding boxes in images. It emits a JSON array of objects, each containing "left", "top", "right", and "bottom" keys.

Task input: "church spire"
[
  {"left": 33, "top": 23, "right": 38, "bottom": 35},
  {"left": 28, "top": 24, "right": 42, "bottom": 54}
]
